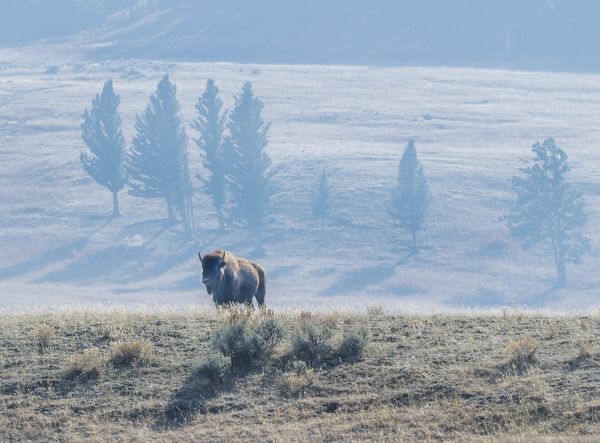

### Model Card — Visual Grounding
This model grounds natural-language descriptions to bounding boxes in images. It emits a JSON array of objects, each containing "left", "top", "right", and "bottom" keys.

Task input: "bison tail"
[{"left": 254, "top": 264, "right": 266, "bottom": 307}]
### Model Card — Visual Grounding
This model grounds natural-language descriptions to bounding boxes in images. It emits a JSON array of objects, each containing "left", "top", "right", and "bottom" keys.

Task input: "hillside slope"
[
  {"left": 0, "top": 59, "right": 599, "bottom": 310},
  {"left": 4, "top": 1, "right": 600, "bottom": 70},
  {"left": 2, "top": 309, "right": 600, "bottom": 441}
]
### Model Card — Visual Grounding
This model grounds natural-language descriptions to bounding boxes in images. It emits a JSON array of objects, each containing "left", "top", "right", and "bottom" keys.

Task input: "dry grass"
[
  {"left": 280, "top": 367, "right": 316, "bottom": 397},
  {"left": 32, "top": 323, "right": 54, "bottom": 353},
  {"left": 504, "top": 334, "right": 539, "bottom": 372},
  {"left": 110, "top": 340, "right": 155, "bottom": 367},
  {"left": 65, "top": 347, "right": 103, "bottom": 380},
  {"left": 2, "top": 309, "right": 600, "bottom": 441},
  {"left": 367, "top": 304, "right": 385, "bottom": 317}
]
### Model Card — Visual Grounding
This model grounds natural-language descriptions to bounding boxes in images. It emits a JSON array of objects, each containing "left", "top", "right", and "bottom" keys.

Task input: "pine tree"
[
  {"left": 505, "top": 138, "right": 589, "bottom": 287},
  {"left": 80, "top": 79, "right": 127, "bottom": 217},
  {"left": 223, "top": 81, "right": 276, "bottom": 246},
  {"left": 192, "top": 79, "right": 227, "bottom": 230},
  {"left": 128, "top": 74, "right": 194, "bottom": 235},
  {"left": 388, "top": 140, "right": 430, "bottom": 254},
  {"left": 312, "top": 170, "right": 333, "bottom": 243}
]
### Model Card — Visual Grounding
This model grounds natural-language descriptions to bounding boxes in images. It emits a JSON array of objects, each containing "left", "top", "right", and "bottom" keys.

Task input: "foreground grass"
[{"left": 2, "top": 308, "right": 600, "bottom": 442}]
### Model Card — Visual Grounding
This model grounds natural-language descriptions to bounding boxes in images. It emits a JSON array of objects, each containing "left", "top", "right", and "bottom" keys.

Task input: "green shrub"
[
  {"left": 191, "top": 354, "right": 231, "bottom": 384},
  {"left": 211, "top": 318, "right": 285, "bottom": 370},
  {"left": 255, "top": 318, "right": 287, "bottom": 354},
  {"left": 336, "top": 327, "right": 370, "bottom": 362},
  {"left": 290, "top": 323, "right": 334, "bottom": 367}
]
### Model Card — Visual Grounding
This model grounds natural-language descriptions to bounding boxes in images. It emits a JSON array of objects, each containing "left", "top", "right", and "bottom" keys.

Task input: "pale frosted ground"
[{"left": 0, "top": 55, "right": 599, "bottom": 311}]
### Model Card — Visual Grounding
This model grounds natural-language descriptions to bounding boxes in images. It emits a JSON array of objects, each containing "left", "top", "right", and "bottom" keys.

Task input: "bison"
[{"left": 198, "top": 250, "right": 266, "bottom": 307}]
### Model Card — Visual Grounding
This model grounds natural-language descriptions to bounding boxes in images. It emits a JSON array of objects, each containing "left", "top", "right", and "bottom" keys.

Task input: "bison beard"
[{"left": 198, "top": 250, "right": 266, "bottom": 307}]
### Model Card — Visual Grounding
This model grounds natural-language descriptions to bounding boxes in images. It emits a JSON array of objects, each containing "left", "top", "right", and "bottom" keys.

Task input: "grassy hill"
[{"left": 2, "top": 307, "right": 600, "bottom": 441}]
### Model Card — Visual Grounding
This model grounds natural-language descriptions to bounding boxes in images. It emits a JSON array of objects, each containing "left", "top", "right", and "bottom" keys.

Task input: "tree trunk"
[
  {"left": 182, "top": 195, "right": 195, "bottom": 238},
  {"left": 554, "top": 251, "right": 567, "bottom": 287},
  {"left": 111, "top": 191, "right": 121, "bottom": 217},
  {"left": 552, "top": 240, "right": 567, "bottom": 287},
  {"left": 166, "top": 197, "right": 175, "bottom": 222},
  {"left": 216, "top": 204, "right": 225, "bottom": 231}
]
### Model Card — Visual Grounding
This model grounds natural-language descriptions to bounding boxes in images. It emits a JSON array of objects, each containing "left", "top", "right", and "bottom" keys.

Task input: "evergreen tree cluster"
[
  {"left": 80, "top": 76, "right": 276, "bottom": 242},
  {"left": 80, "top": 76, "right": 589, "bottom": 287}
]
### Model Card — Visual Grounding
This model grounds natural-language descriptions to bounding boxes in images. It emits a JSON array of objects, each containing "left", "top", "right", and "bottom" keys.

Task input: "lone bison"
[{"left": 198, "top": 250, "right": 266, "bottom": 307}]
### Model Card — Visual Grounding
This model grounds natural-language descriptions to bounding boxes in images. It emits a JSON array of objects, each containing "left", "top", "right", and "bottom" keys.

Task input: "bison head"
[{"left": 198, "top": 250, "right": 228, "bottom": 294}]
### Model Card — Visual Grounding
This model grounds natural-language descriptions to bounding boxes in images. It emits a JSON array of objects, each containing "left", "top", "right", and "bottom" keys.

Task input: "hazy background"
[
  {"left": 1, "top": 1, "right": 599, "bottom": 311},
  {"left": 3, "top": 0, "right": 600, "bottom": 71}
]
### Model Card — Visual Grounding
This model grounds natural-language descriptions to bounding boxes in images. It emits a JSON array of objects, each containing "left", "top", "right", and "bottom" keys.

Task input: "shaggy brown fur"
[{"left": 198, "top": 250, "right": 266, "bottom": 307}]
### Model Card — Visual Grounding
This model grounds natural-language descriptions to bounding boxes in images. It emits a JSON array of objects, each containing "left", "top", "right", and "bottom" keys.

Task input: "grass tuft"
[
  {"left": 65, "top": 347, "right": 103, "bottom": 380},
  {"left": 505, "top": 334, "right": 538, "bottom": 372},
  {"left": 109, "top": 340, "right": 154, "bottom": 368},
  {"left": 367, "top": 305, "right": 384, "bottom": 317},
  {"left": 577, "top": 339, "right": 593, "bottom": 360},
  {"left": 34, "top": 324, "right": 55, "bottom": 353},
  {"left": 280, "top": 367, "right": 316, "bottom": 397}
]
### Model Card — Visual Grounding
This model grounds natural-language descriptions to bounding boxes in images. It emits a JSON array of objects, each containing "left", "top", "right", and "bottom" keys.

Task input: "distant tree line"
[{"left": 80, "top": 76, "right": 590, "bottom": 287}]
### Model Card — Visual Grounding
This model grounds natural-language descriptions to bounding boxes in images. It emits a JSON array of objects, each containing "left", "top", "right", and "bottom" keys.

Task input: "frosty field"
[{"left": 0, "top": 57, "right": 599, "bottom": 311}]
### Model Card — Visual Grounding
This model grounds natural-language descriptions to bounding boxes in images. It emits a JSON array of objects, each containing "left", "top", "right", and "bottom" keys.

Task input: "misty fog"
[{"left": 0, "top": 1, "right": 599, "bottom": 312}]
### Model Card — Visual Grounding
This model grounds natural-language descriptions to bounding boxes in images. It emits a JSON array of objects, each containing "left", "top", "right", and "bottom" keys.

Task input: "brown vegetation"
[{"left": 2, "top": 309, "right": 600, "bottom": 441}]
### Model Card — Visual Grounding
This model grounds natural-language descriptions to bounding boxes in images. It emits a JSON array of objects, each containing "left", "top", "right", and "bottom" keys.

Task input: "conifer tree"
[
  {"left": 128, "top": 74, "right": 194, "bottom": 235},
  {"left": 388, "top": 140, "right": 430, "bottom": 254},
  {"left": 505, "top": 138, "right": 589, "bottom": 287},
  {"left": 192, "top": 79, "right": 227, "bottom": 230},
  {"left": 80, "top": 79, "right": 127, "bottom": 216},
  {"left": 223, "top": 81, "right": 276, "bottom": 246}
]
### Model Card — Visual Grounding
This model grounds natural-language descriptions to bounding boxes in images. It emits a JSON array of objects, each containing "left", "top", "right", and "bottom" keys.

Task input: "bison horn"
[
  {"left": 198, "top": 252, "right": 202, "bottom": 261},
  {"left": 221, "top": 250, "right": 227, "bottom": 260}
]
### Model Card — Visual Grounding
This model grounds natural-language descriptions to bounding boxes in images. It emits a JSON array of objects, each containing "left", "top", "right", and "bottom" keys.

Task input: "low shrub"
[
  {"left": 336, "top": 327, "right": 370, "bottom": 362},
  {"left": 65, "top": 347, "right": 103, "bottom": 380},
  {"left": 110, "top": 340, "right": 154, "bottom": 368},
  {"left": 290, "top": 323, "right": 334, "bottom": 367},
  {"left": 211, "top": 317, "right": 285, "bottom": 371},
  {"left": 255, "top": 318, "right": 287, "bottom": 354},
  {"left": 191, "top": 354, "right": 231, "bottom": 384}
]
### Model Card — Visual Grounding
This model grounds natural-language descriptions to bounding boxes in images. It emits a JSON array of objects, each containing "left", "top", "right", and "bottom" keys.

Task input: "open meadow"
[
  {"left": 1, "top": 57, "right": 600, "bottom": 311},
  {"left": 2, "top": 307, "right": 600, "bottom": 441}
]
